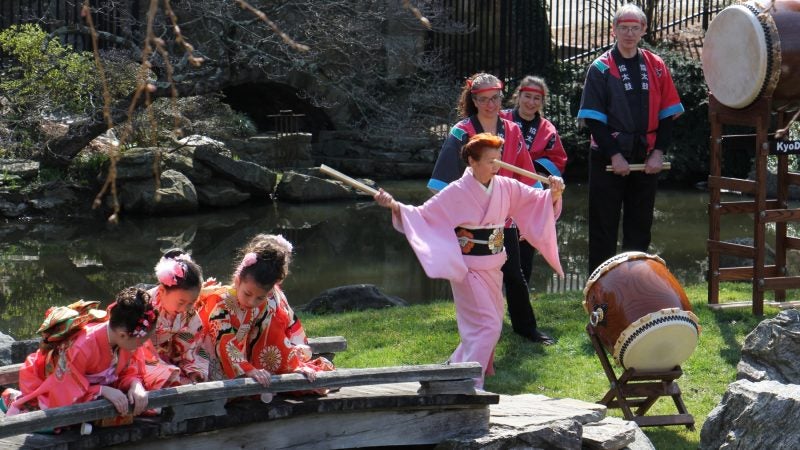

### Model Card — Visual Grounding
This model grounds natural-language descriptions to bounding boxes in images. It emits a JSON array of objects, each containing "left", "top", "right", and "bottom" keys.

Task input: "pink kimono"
[
  {"left": 392, "top": 168, "right": 563, "bottom": 388},
  {"left": 7, "top": 322, "right": 146, "bottom": 415}
]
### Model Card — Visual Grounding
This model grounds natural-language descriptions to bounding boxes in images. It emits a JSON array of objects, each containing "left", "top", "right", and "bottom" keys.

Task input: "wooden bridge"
[{"left": 0, "top": 337, "right": 498, "bottom": 449}]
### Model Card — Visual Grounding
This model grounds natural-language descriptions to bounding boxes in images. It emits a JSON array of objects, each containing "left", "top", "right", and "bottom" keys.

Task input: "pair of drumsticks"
[
  {"left": 319, "top": 160, "right": 671, "bottom": 195},
  {"left": 318, "top": 160, "right": 550, "bottom": 196}
]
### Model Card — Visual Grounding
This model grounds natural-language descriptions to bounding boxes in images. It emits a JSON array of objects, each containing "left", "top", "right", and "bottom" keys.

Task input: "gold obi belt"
[{"left": 455, "top": 226, "right": 504, "bottom": 255}]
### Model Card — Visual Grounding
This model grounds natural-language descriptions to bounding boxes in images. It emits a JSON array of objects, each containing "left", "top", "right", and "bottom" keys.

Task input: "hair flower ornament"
[
  {"left": 275, "top": 235, "right": 293, "bottom": 253},
  {"left": 132, "top": 309, "right": 158, "bottom": 338},
  {"left": 155, "top": 257, "right": 185, "bottom": 286}
]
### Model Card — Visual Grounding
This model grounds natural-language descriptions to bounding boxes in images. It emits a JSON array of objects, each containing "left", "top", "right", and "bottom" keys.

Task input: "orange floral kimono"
[
  {"left": 140, "top": 287, "right": 209, "bottom": 387},
  {"left": 6, "top": 322, "right": 146, "bottom": 415},
  {"left": 196, "top": 285, "right": 334, "bottom": 383}
]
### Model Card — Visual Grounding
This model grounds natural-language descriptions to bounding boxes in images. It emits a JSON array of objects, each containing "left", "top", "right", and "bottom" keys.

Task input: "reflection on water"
[{"left": 0, "top": 181, "right": 784, "bottom": 339}]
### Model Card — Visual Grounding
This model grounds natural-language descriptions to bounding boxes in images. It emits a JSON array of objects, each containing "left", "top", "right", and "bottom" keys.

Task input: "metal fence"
[
  {"left": 427, "top": 0, "right": 734, "bottom": 84},
  {"left": 549, "top": 0, "right": 733, "bottom": 64},
  {"left": 0, "top": 0, "right": 137, "bottom": 53}
]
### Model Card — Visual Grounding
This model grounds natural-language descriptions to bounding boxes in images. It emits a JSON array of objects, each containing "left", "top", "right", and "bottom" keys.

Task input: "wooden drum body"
[
  {"left": 583, "top": 252, "right": 700, "bottom": 371},
  {"left": 702, "top": 0, "right": 800, "bottom": 109}
]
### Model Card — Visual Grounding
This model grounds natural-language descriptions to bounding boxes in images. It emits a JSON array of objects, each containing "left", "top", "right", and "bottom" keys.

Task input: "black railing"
[
  {"left": 548, "top": 0, "right": 733, "bottom": 64},
  {"left": 428, "top": 0, "right": 552, "bottom": 88}
]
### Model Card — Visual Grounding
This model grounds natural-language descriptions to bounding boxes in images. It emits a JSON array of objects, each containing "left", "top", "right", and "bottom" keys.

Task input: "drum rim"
[
  {"left": 612, "top": 308, "right": 700, "bottom": 368},
  {"left": 583, "top": 251, "right": 665, "bottom": 298}
]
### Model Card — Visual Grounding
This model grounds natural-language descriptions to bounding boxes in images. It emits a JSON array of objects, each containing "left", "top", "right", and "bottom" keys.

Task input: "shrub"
[{"left": 0, "top": 24, "right": 98, "bottom": 115}]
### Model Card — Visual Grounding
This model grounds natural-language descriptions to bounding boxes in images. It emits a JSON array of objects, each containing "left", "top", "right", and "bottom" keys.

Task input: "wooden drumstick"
[
  {"left": 319, "top": 164, "right": 379, "bottom": 196},
  {"left": 605, "top": 162, "right": 672, "bottom": 172},
  {"left": 491, "top": 159, "right": 551, "bottom": 185}
]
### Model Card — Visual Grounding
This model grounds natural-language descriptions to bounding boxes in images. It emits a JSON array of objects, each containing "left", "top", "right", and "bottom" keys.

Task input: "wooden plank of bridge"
[
  {"left": 0, "top": 362, "right": 484, "bottom": 441},
  {"left": 0, "top": 336, "right": 347, "bottom": 387}
]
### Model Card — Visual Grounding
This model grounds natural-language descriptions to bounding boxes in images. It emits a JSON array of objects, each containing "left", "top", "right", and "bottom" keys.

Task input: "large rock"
[
  {"left": 435, "top": 418, "right": 582, "bottom": 450},
  {"left": 194, "top": 146, "right": 277, "bottom": 196},
  {"left": 163, "top": 147, "right": 214, "bottom": 184},
  {"left": 302, "top": 284, "right": 408, "bottom": 314},
  {"left": 0, "top": 159, "right": 39, "bottom": 180},
  {"left": 274, "top": 171, "right": 359, "bottom": 202},
  {"left": 196, "top": 178, "right": 251, "bottom": 207},
  {"left": 110, "top": 148, "right": 162, "bottom": 180},
  {"left": 700, "top": 379, "right": 800, "bottom": 449},
  {"left": 581, "top": 417, "right": 638, "bottom": 450},
  {"left": 737, "top": 309, "right": 800, "bottom": 384},
  {"left": 0, "top": 332, "right": 16, "bottom": 366},
  {"left": 118, "top": 169, "right": 198, "bottom": 214}
]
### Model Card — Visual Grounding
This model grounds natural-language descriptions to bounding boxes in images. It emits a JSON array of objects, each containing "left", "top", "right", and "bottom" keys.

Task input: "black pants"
[
  {"left": 501, "top": 227, "right": 538, "bottom": 334},
  {"left": 588, "top": 151, "right": 658, "bottom": 273}
]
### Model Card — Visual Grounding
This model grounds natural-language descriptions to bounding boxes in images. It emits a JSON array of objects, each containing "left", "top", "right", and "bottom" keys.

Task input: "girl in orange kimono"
[
  {"left": 375, "top": 133, "right": 564, "bottom": 389},
  {"left": 5, "top": 287, "right": 157, "bottom": 417},
  {"left": 141, "top": 249, "right": 209, "bottom": 388},
  {"left": 197, "top": 234, "right": 334, "bottom": 397}
]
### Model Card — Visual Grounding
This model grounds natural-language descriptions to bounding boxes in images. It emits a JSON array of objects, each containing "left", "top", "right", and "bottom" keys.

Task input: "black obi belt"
[{"left": 454, "top": 227, "right": 504, "bottom": 255}]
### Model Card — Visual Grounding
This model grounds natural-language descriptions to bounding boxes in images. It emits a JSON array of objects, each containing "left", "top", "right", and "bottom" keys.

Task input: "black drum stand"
[{"left": 586, "top": 324, "right": 695, "bottom": 430}]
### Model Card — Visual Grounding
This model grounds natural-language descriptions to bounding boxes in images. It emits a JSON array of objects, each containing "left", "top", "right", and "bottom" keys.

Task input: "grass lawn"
[{"left": 302, "top": 282, "right": 783, "bottom": 449}]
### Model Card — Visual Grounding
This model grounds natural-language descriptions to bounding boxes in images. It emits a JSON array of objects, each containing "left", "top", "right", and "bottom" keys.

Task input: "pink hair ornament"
[{"left": 155, "top": 257, "right": 185, "bottom": 287}]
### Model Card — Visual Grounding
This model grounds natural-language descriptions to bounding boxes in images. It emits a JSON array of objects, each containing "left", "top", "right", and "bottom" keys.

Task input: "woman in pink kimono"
[
  {"left": 5, "top": 287, "right": 157, "bottom": 417},
  {"left": 375, "top": 133, "right": 564, "bottom": 388},
  {"left": 141, "top": 249, "right": 210, "bottom": 387}
]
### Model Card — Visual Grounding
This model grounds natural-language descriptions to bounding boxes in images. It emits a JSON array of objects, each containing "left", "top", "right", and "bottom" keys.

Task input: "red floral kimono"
[
  {"left": 196, "top": 285, "right": 333, "bottom": 383},
  {"left": 249, "top": 286, "right": 334, "bottom": 379},
  {"left": 6, "top": 322, "right": 146, "bottom": 415}
]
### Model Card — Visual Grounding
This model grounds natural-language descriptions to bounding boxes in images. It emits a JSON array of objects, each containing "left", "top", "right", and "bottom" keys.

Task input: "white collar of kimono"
[{"left": 466, "top": 167, "right": 494, "bottom": 194}]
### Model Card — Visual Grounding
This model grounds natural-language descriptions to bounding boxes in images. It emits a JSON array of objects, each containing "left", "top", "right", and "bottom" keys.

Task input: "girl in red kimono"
[
  {"left": 141, "top": 249, "right": 209, "bottom": 388},
  {"left": 501, "top": 76, "right": 567, "bottom": 178},
  {"left": 196, "top": 234, "right": 333, "bottom": 397},
  {"left": 376, "top": 133, "right": 564, "bottom": 389},
  {"left": 497, "top": 75, "right": 569, "bottom": 345},
  {"left": 5, "top": 287, "right": 157, "bottom": 417}
]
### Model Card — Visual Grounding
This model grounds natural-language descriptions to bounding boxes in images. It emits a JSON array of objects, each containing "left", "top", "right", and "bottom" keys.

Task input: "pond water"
[{"left": 0, "top": 181, "right": 777, "bottom": 340}]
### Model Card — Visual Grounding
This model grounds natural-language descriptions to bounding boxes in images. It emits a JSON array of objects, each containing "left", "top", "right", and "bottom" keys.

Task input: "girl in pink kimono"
[
  {"left": 375, "top": 133, "right": 564, "bottom": 388},
  {"left": 141, "top": 249, "right": 210, "bottom": 387},
  {"left": 6, "top": 287, "right": 157, "bottom": 417}
]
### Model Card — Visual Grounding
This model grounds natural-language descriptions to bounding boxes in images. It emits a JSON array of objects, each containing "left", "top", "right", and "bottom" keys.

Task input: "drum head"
[
  {"left": 613, "top": 308, "right": 699, "bottom": 371},
  {"left": 702, "top": 5, "right": 770, "bottom": 109}
]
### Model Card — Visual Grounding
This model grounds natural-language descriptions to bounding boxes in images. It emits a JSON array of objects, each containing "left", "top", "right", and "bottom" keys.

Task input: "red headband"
[
  {"left": 520, "top": 86, "right": 544, "bottom": 95},
  {"left": 468, "top": 79, "right": 504, "bottom": 95}
]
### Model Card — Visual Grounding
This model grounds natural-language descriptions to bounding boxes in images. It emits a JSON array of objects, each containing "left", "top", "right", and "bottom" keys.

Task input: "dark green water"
[{"left": 0, "top": 181, "right": 776, "bottom": 340}]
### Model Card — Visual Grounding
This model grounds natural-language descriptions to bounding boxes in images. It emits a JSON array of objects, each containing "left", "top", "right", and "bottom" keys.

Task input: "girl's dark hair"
[
  {"left": 460, "top": 132, "right": 504, "bottom": 164},
  {"left": 109, "top": 287, "right": 158, "bottom": 334},
  {"left": 156, "top": 249, "right": 203, "bottom": 292},
  {"left": 233, "top": 234, "right": 293, "bottom": 289}
]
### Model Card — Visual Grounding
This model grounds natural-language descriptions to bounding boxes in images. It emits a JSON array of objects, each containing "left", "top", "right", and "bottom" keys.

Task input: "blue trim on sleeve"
[
  {"left": 659, "top": 103, "right": 685, "bottom": 120},
  {"left": 577, "top": 109, "right": 608, "bottom": 123},
  {"left": 534, "top": 158, "right": 561, "bottom": 177},
  {"left": 592, "top": 59, "right": 609, "bottom": 73},
  {"left": 450, "top": 126, "right": 467, "bottom": 141},
  {"left": 533, "top": 181, "right": 544, "bottom": 190},
  {"left": 427, "top": 178, "right": 448, "bottom": 192}
]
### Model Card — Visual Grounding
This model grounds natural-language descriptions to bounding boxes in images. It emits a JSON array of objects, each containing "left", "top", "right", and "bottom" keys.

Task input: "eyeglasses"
[
  {"left": 474, "top": 94, "right": 504, "bottom": 105},
  {"left": 616, "top": 25, "right": 643, "bottom": 35}
]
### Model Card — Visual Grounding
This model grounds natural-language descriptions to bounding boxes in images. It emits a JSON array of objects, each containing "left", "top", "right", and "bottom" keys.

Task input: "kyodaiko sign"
[{"left": 770, "top": 140, "right": 800, "bottom": 155}]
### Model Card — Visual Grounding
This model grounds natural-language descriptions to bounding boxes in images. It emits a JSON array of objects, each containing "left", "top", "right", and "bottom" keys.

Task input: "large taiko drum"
[
  {"left": 583, "top": 252, "right": 700, "bottom": 371},
  {"left": 702, "top": 0, "right": 800, "bottom": 109}
]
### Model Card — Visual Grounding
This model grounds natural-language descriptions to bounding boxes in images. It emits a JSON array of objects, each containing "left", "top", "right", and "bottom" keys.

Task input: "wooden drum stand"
[{"left": 586, "top": 324, "right": 694, "bottom": 430}]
